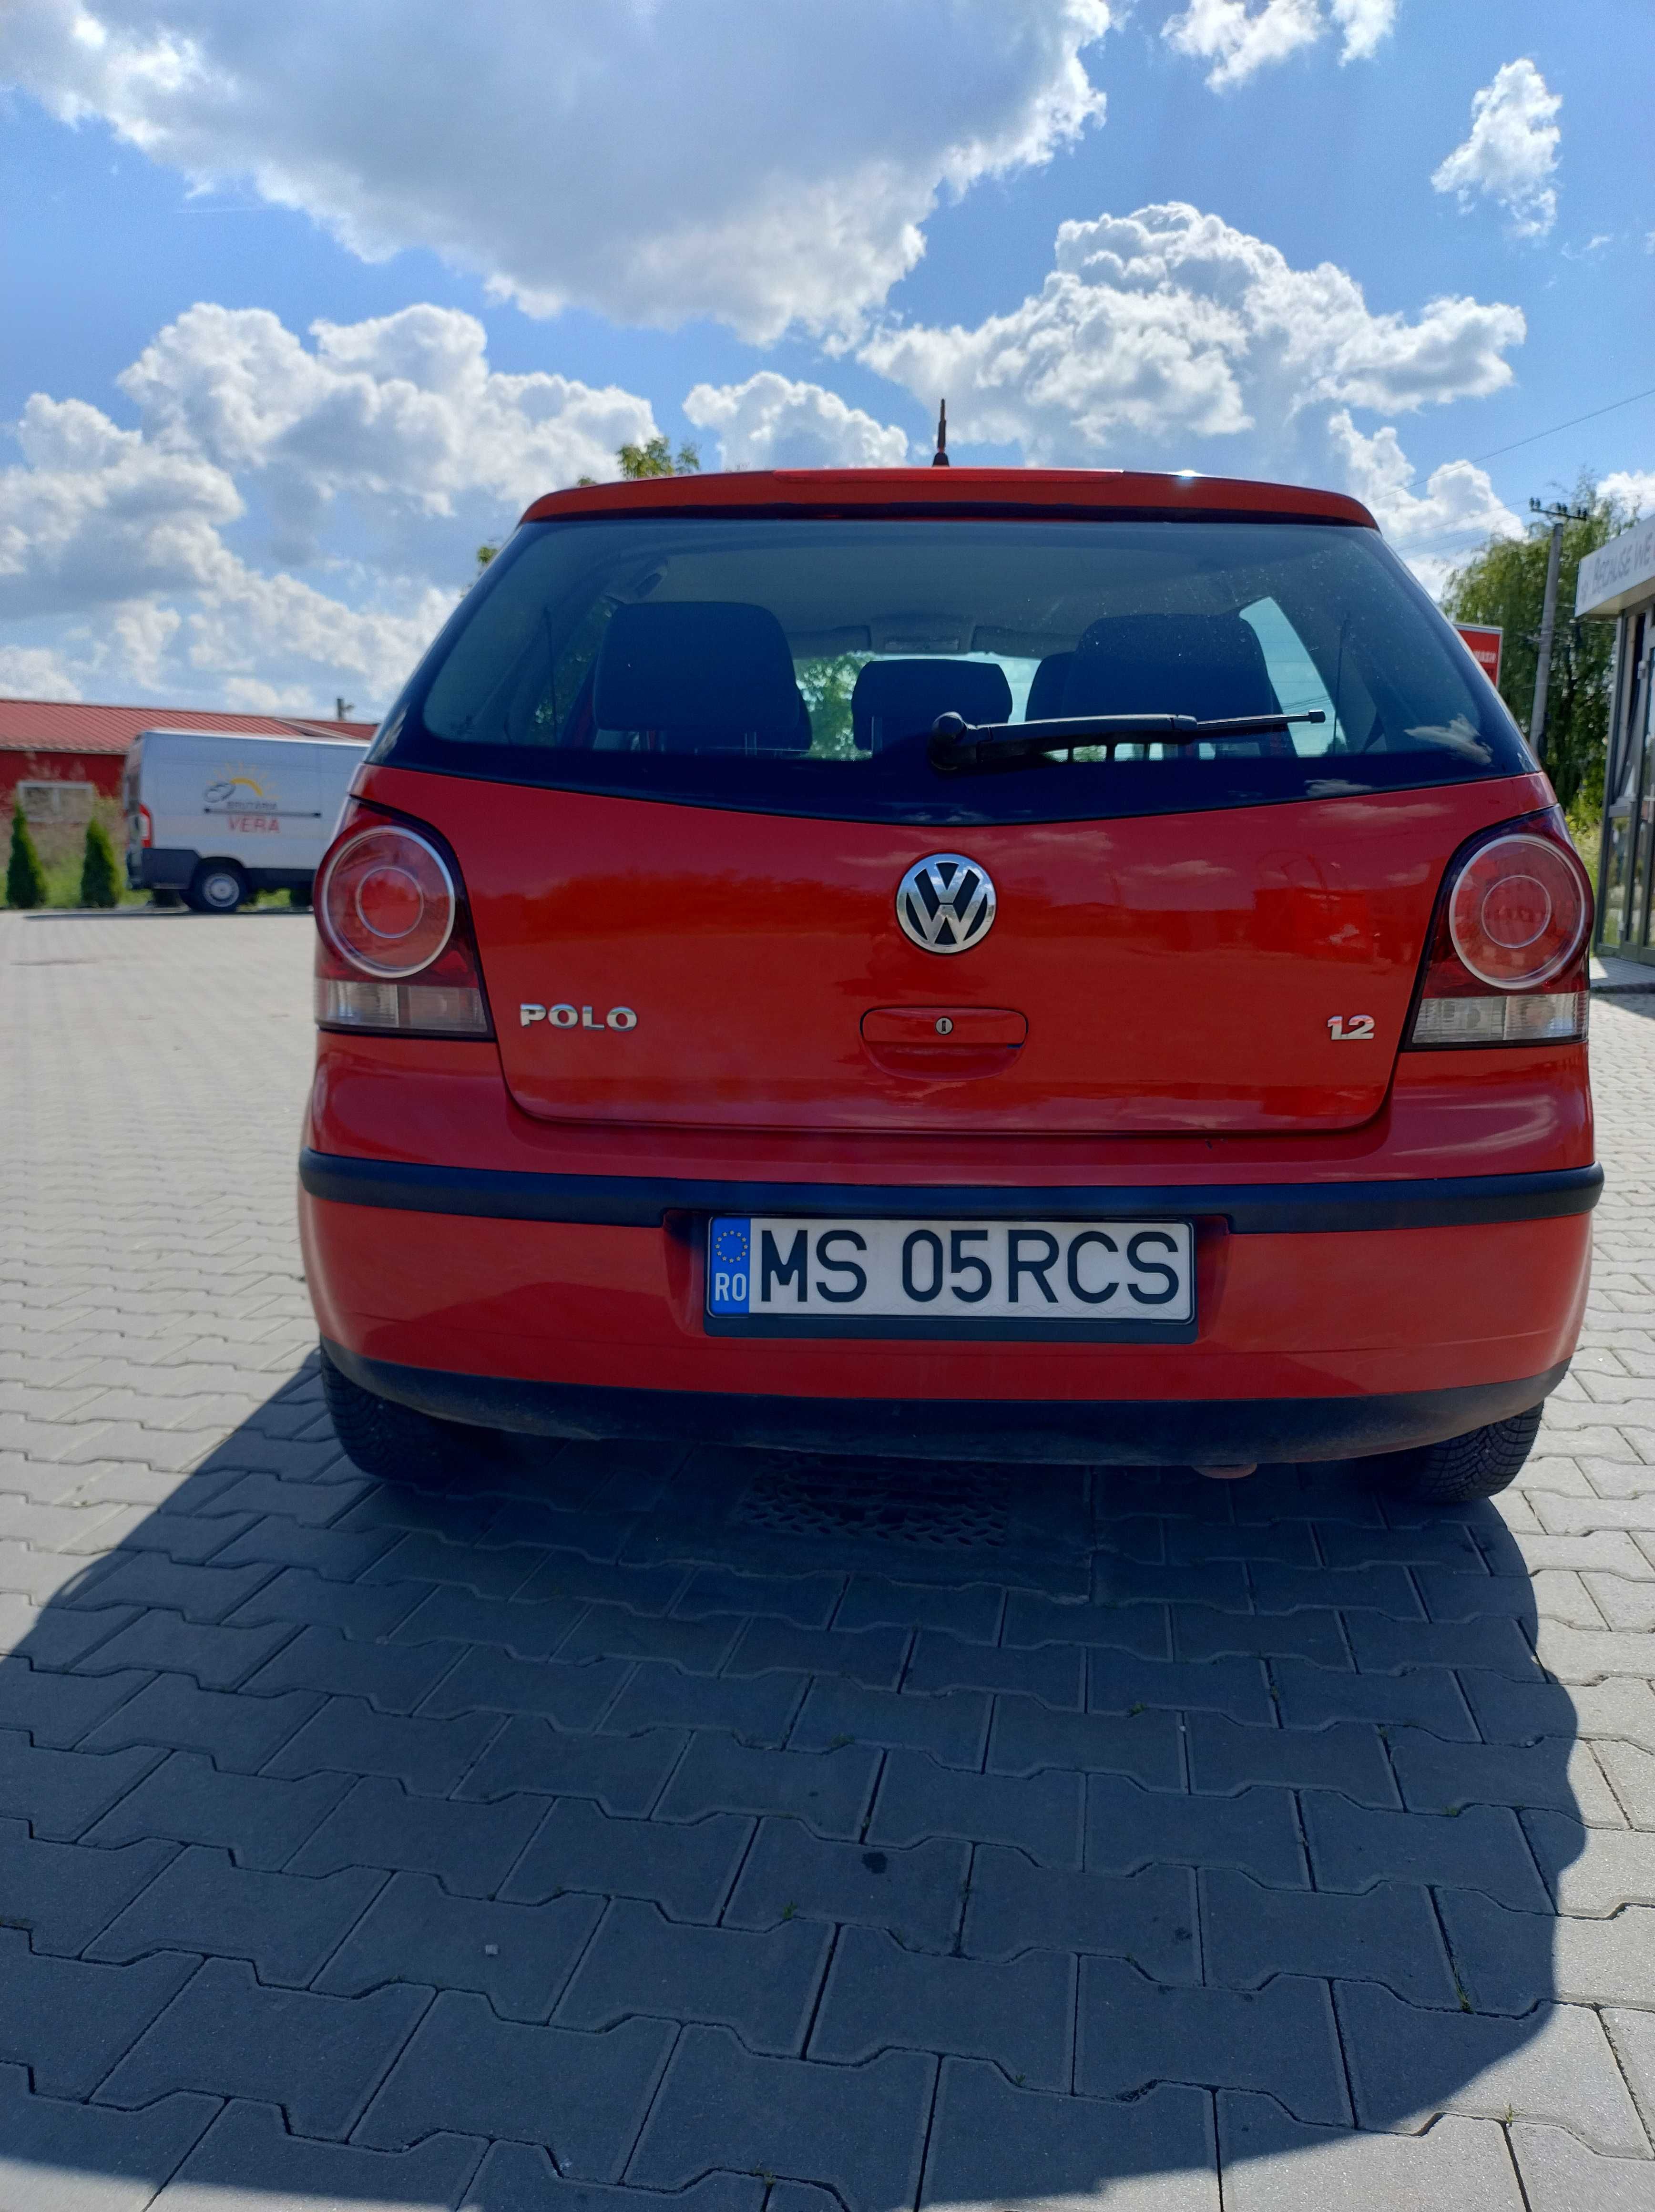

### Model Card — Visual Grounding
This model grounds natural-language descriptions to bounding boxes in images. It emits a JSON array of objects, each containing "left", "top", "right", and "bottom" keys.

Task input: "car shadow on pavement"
[{"left": 0, "top": 1356, "right": 1589, "bottom": 2210}]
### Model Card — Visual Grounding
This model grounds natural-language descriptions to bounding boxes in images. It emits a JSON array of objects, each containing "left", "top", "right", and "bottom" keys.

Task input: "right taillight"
[
  {"left": 315, "top": 810, "right": 492, "bottom": 1037},
  {"left": 1408, "top": 814, "right": 1591, "bottom": 1048}
]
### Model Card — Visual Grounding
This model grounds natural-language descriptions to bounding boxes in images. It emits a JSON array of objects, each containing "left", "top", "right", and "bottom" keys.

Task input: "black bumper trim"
[
  {"left": 323, "top": 1339, "right": 1570, "bottom": 1465},
  {"left": 131, "top": 847, "right": 199, "bottom": 892},
  {"left": 299, "top": 1149, "right": 1601, "bottom": 1235}
]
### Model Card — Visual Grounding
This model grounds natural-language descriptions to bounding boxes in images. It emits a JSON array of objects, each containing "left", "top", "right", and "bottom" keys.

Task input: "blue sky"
[{"left": 2, "top": 0, "right": 1651, "bottom": 716}]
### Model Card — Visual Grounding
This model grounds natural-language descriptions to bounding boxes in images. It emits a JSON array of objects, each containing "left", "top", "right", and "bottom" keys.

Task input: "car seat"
[
  {"left": 593, "top": 602, "right": 811, "bottom": 752},
  {"left": 851, "top": 658, "right": 1014, "bottom": 753}
]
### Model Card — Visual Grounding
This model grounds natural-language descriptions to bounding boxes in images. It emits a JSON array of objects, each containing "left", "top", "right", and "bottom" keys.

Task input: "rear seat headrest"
[
  {"left": 850, "top": 658, "right": 1014, "bottom": 752},
  {"left": 594, "top": 602, "right": 803, "bottom": 739}
]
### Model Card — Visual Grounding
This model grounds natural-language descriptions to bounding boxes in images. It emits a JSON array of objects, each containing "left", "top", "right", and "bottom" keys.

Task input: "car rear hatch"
[
  {"left": 374, "top": 492, "right": 1543, "bottom": 1138},
  {"left": 435, "top": 774, "right": 1523, "bottom": 1136}
]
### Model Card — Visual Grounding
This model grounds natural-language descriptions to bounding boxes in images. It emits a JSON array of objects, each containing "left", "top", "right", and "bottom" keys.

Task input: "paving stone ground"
[{"left": 3, "top": 901, "right": 1655, "bottom": 2209}]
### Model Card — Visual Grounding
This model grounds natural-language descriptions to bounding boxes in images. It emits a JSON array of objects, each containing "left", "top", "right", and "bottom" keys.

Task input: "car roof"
[{"left": 520, "top": 467, "right": 1376, "bottom": 531}]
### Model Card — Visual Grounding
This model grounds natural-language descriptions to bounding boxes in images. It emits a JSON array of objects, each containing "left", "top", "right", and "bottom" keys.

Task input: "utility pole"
[{"left": 1528, "top": 498, "right": 1590, "bottom": 765}]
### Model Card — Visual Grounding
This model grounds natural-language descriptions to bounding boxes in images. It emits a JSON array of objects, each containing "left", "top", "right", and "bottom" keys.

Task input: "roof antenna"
[{"left": 931, "top": 398, "right": 950, "bottom": 468}]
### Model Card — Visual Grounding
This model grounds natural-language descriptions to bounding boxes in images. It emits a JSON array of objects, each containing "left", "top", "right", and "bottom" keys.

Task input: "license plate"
[{"left": 705, "top": 1216, "right": 1195, "bottom": 1336}]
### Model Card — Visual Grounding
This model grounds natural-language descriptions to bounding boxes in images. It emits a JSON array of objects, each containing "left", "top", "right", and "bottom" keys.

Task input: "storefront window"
[{"left": 1580, "top": 521, "right": 1655, "bottom": 960}]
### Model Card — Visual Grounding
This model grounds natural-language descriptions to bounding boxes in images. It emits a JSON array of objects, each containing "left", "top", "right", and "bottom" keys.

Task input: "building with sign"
[
  {"left": 1580, "top": 515, "right": 1655, "bottom": 960},
  {"left": 0, "top": 697, "right": 375, "bottom": 810}
]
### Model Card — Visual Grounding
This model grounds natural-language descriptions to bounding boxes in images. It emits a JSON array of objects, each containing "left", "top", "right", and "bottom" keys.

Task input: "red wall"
[{"left": 0, "top": 751, "right": 126, "bottom": 806}]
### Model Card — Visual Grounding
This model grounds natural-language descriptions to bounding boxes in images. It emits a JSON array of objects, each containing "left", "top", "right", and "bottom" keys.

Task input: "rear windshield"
[{"left": 372, "top": 514, "right": 1532, "bottom": 826}]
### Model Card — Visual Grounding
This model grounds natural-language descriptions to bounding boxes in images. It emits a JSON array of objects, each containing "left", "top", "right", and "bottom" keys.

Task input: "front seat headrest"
[
  {"left": 1062, "top": 614, "right": 1280, "bottom": 724},
  {"left": 851, "top": 658, "right": 1014, "bottom": 752},
  {"left": 594, "top": 602, "right": 804, "bottom": 743}
]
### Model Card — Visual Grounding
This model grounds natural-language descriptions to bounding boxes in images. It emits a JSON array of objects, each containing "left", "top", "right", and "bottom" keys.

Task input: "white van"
[{"left": 123, "top": 729, "right": 369, "bottom": 912}]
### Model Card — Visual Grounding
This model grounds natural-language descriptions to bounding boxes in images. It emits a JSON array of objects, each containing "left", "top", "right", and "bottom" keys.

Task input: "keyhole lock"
[{"left": 934, "top": 1016, "right": 954, "bottom": 1035}]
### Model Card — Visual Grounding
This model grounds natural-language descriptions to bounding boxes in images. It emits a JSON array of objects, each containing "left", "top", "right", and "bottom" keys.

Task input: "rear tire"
[
  {"left": 184, "top": 861, "right": 248, "bottom": 914},
  {"left": 1385, "top": 1405, "right": 1543, "bottom": 1505},
  {"left": 319, "top": 1346, "right": 495, "bottom": 1483}
]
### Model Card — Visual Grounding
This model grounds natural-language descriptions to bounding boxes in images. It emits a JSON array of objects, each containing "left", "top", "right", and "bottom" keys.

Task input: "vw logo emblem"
[{"left": 896, "top": 853, "right": 996, "bottom": 955}]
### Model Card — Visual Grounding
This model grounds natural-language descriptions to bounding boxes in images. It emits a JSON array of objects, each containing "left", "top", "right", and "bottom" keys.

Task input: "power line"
[
  {"left": 1471, "top": 384, "right": 1655, "bottom": 465},
  {"left": 1397, "top": 389, "right": 1655, "bottom": 557}
]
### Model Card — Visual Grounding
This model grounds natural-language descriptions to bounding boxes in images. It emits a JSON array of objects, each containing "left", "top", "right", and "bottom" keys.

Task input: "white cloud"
[
  {"left": 683, "top": 374, "right": 911, "bottom": 471},
  {"left": 116, "top": 302, "right": 657, "bottom": 570},
  {"left": 1328, "top": 410, "right": 1522, "bottom": 595},
  {"left": 0, "top": 644, "right": 82, "bottom": 700},
  {"left": 1602, "top": 470, "right": 1655, "bottom": 519},
  {"left": 859, "top": 202, "right": 1524, "bottom": 463},
  {"left": 111, "top": 599, "right": 182, "bottom": 689},
  {"left": 1326, "top": 0, "right": 1397, "bottom": 61},
  {"left": 0, "top": 393, "right": 243, "bottom": 618},
  {"left": 1162, "top": 0, "right": 1394, "bottom": 87},
  {"left": 0, "top": 0, "right": 1110, "bottom": 342},
  {"left": 857, "top": 201, "right": 1525, "bottom": 597},
  {"left": 0, "top": 301, "right": 655, "bottom": 713},
  {"left": 178, "top": 562, "right": 457, "bottom": 702},
  {"left": 1432, "top": 58, "right": 1561, "bottom": 238}
]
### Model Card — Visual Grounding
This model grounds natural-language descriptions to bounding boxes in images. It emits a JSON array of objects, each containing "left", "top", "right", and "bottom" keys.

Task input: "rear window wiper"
[{"left": 928, "top": 707, "right": 1325, "bottom": 775}]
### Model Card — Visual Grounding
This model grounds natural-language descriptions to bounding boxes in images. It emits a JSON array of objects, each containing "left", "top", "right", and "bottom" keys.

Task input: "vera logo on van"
[
  {"left": 204, "top": 773, "right": 283, "bottom": 834},
  {"left": 521, "top": 1004, "right": 639, "bottom": 1031}
]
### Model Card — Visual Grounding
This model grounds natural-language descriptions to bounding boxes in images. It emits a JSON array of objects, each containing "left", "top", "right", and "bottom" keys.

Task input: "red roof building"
[{"left": 0, "top": 697, "right": 378, "bottom": 807}]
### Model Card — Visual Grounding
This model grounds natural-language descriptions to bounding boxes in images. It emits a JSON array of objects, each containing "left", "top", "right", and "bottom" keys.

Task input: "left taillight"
[
  {"left": 134, "top": 804, "right": 153, "bottom": 849},
  {"left": 1407, "top": 810, "right": 1591, "bottom": 1049},
  {"left": 314, "top": 809, "right": 492, "bottom": 1037}
]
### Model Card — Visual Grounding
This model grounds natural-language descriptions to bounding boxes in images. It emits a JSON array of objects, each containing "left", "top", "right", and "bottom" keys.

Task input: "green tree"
[
  {"left": 475, "top": 543, "right": 499, "bottom": 571},
  {"left": 79, "top": 818, "right": 122, "bottom": 908},
  {"left": 1441, "top": 474, "right": 1631, "bottom": 814},
  {"left": 616, "top": 434, "right": 701, "bottom": 480},
  {"left": 6, "top": 809, "right": 47, "bottom": 908},
  {"left": 796, "top": 652, "right": 873, "bottom": 758}
]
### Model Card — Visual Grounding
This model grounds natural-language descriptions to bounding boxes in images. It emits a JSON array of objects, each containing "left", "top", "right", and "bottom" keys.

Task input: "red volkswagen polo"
[{"left": 299, "top": 467, "right": 1596, "bottom": 1505}]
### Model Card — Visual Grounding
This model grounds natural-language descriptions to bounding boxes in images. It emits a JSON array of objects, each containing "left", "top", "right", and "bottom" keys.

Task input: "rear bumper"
[
  {"left": 300, "top": 1154, "right": 1596, "bottom": 1457},
  {"left": 300, "top": 1150, "right": 1602, "bottom": 1232},
  {"left": 323, "top": 1336, "right": 1569, "bottom": 1463}
]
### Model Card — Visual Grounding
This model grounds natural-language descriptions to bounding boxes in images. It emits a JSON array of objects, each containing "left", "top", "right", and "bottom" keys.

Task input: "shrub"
[
  {"left": 6, "top": 811, "right": 47, "bottom": 908},
  {"left": 79, "top": 818, "right": 122, "bottom": 908}
]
